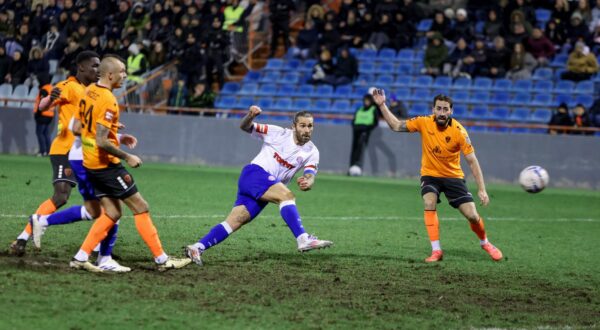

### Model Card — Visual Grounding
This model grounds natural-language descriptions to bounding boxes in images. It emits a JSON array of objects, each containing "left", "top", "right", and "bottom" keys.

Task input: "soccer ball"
[
  {"left": 519, "top": 166, "right": 550, "bottom": 193},
  {"left": 348, "top": 165, "right": 362, "bottom": 177}
]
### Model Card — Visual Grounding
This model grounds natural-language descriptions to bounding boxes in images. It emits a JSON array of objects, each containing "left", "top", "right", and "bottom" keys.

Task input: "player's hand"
[
  {"left": 126, "top": 154, "right": 142, "bottom": 168},
  {"left": 478, "top": 190, "right": 489, "bottom": 206},
  {"left": 372, "top": 88, "right": 386, "bottom": 106},
  {"left": 117, "top": 122, "right": 126, "bottom": 129},
  {"left": 119, "top": 134, "right": 137, "bottom": 149},
  {"left": 50, "top": 87, "right": 61, "bottom": 101},
  {"left": 249, "top": 105, "right": 262, "bottom": 117},
  {"left": 297, "top": 176, "right": 313, "bottom": 191}
]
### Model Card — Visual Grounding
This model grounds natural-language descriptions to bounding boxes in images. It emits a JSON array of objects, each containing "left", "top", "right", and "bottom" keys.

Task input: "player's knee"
[
  {"left": 87, "top": 208, "right": 102, "bottom": 219},
  {"left": 466, "top": 213, "right": 480, "bottom": 224},
  {"left": 105, "top": 209, "right": 121, "bottom": 221},
  {"left": 423, "top": 200, "right": 437, "bottom": 210},
  {"left": 279, "top": 190, "right": 295, "bottom": 203},
  {"left": 51, "top": 192, "right": 69, "bottom": 208}
]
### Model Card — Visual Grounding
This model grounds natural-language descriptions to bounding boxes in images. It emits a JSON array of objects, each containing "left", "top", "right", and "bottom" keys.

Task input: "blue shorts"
[
  {"left": 69, "top": 160, "right": 98, "bottom": 201},
  {"left": 234, "top": 164, "right": 279, "bottom": 220}
]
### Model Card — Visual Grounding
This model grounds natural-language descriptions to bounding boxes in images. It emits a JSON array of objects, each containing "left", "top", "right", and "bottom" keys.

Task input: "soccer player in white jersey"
[{"left": 185, "top": 106, "right": 333, "bottom": 265}]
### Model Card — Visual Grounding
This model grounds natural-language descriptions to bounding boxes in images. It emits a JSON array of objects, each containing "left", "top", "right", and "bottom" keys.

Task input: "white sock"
[
  {"left": 74, "top": 249, "right": 89, "bottom": 262},
  {"left": 192, "top": 242, "right": 206, "bottom": 251},
  {"left": 480, "top": 238, "right": 489, "bottom": 246},
  {"left": 220, "top": 221, "right": 233, "bottom": 234},
  {"left": 17, "top": 231, "right": 30, "bottom": 241},
  {"left": 155, "top": 253, "right": 168, "bottom": 264},
  {"left": 38, "top": 216, "right": 49, "bottom": 227},
  {"left": 81, "top": 206, "right": 93, "bottom": 220},
  {"left": 93, "top": 244, "right": 100, "bottom": 252},
  {"left": 97, "top": 254, "right": 112, "bottom": 265},
  {"left": 296, "top": 233, "right": 309, "bottom": 244},
  {"left": 431, "top": 240, "right": 441, "bottom": 251}
]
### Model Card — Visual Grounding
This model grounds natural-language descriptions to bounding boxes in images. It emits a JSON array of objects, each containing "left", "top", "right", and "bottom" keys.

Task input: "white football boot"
[
  {"left": 30, "top": 214, "right": 47, "bottom": 249},
  {"left": 297, "top": 233, "right": 333, "bottom": 252}
]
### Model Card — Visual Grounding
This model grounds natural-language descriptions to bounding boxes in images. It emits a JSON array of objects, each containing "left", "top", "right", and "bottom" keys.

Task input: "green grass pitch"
[{"left": 0, "top": 154, "right": 599, "bottom": 329}]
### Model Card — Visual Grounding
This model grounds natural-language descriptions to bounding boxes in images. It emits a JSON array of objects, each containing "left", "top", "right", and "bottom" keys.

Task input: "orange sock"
[
  {"left": 81, "top": 214, "right": 115, "bottom": 254},
  {"left": 424, "top": 210, "right": 440, "bottom": 242},
  {"left": 469, "top": 217, "right": 487, "bottom": 241},
  {"left": 134, "top": 212, "right": 164, "bottom": 258},
  {"left": 23, "top": 199, "right": 59, "bottom": 235}
]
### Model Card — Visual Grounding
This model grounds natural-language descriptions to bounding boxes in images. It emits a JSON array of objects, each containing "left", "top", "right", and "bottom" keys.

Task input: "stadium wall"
[{"left": 1, "top": 109, "right": 599, "bottom": 189}]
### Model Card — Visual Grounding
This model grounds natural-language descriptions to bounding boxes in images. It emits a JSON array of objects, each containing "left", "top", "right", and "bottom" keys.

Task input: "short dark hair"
[
  {"left": 75, "top": 50, "right": 100, "bottom": 64},
  {"left": 294, "top": 111, "right": 313, "bottom": 124},
  {"left": 433, "top": 94, "right": 453, "bottom": 109}
]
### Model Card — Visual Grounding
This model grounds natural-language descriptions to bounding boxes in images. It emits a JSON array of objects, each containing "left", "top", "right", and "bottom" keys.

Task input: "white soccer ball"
[
  {"left": 519, "top": 166, "right": 550, "bottom": 193},
  {"left": 348, "top": 165, "right": 362, "bottom": 177}
]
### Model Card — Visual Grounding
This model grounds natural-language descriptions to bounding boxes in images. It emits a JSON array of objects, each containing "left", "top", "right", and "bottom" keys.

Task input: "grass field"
[{"left": 0, "top": 154, "right": 599, "bottom": 329}]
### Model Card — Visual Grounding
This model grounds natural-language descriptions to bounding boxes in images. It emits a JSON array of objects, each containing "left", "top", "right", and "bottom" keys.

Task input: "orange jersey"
[
  {"left": 80, "top": 84, "right": 121, "bottom": 170},
  {"left": 406, "top": 115, "right": 474, "bottom": 178},
  {"left": 48, "top": 76, "right": 86, "bottom": 155}
]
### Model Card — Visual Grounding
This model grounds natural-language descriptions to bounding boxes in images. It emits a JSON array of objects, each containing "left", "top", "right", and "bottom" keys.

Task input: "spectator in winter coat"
[
  {"left": 571, "top": 103, "right": 593, "bottom": 135},
  {"left": 483, "top": 36, "right": 510, "bottom": 78},
  {"left": 526, "top": 28, "right": 555, "bottom": 66},
  {"left": 548, "top": 102, "right": 573, "bottom": 135},
  {"left": 506, "top": 42, "right": 538, "bottom": 80},
  {"left": 422, "top": 32, "right": 448, "bottom": 76},
  {"left": 561, "top": 41, "right": 599, "bottom": 81}
]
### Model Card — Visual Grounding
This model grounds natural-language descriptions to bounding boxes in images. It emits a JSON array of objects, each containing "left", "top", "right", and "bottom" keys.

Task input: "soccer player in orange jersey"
[
  {"left": 68, "top": 55, "right": 190, "bottom": 272},
  {"left": 9, "top": 51, "right": 101, "bottom": 256},
  {"left": 372, "top": 88, "right": 503, "bottom": 262}
]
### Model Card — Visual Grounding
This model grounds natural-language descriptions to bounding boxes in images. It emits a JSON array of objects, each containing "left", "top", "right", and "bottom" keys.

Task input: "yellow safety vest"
[
  {"left": 127, "top": 53, "right": 145, "bottom": 84},
  {"left": 223, "top": 6, "right": 244, "bottom": 32}
]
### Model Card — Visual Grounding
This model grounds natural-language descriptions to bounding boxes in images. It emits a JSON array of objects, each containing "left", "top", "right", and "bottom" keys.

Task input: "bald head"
[{"left": 98, "top": 55, "right": 127, "bottom": 89}]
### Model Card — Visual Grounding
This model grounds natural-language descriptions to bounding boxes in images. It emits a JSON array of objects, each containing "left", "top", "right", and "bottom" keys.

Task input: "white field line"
[{"left": 0, "top": 214, "right": 597, "bottom": 222}]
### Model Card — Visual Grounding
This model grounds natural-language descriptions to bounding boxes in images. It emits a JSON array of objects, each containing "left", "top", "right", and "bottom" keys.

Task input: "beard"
[
  {"left": 435, "top": 115, "right": 450, "bottom": 127},
  {"left": 295, "top": 132, "right": 311, "bottom": 144}
]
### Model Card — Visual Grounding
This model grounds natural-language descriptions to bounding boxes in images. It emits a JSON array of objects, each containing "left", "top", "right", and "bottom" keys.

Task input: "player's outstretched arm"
[
  {"left": 96, "top": 124, "right": 142, "bottom": 168},
  {"left": 465, "top": 152, "right": 489, "bottom": 206},
  {"left": 38, "top": 87, "right": 61, "bottom": 111},
  {"left": 240, "top": 105, "right": 262, "bottom": 133},
  {"left": 297, "top": 173, "right": 315, "bottom": 191},
  {"left": 372, "top": 88, "right": 409, "bottom": 132}
]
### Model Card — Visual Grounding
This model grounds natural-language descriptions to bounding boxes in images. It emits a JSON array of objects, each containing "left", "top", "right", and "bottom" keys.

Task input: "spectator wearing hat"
[
  {"left": 451, "top": 8, "right": 474, "bottom": 43},
  {"left": 349, "top": 93, "right": 379, "bottom": 176},
  {"left": 561, "top": 41, "right": 599, "bottom": 81},
  {"left": 422, "top": 32, "right": 448, "bottom": 76},
  {"left": 566, "top": 12, "right": 590, "bottom": 45},
  {"left": 548, "top": 102, "right": 573, "bottom": 135}
]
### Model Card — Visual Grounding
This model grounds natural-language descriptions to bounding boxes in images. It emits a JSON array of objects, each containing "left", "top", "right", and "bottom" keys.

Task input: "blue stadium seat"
[
  {"left": 452, "top": 77, "right": 471, "bottom": 90},
  {"left": 489, "top": 107, "right": 510, "bottom": 121},
  {"left": 413, "top": 50, "right": 424, "bottom": 62},
  {"left": 257, "top": 97, "right": 274, "bottom": 109},
  {"left": 235, "top": 96, "right": 255, "bottom": 109},
  {"left": 550, "top": 54, "right": 568, "bottom": 68},
  {"left": 397, "top": 49, "right": 415, "bottom": 62},
  {"left": 243, "top": 71, "right": 262, "bottom": 83},
  {"left": 469, "top": 92, "right": 490, "bottom": 104},
  {"left": 313, "top": 85, "right": 334, "bottom": 98},
  {"left": 493, "top": 79, "right": 512, "bottom": 91},
  {"left": 468, "top": 106, "right": 489, "bottom": 120},
  {"left": 530, "top": 109, "right": 552, "bottom": 123},
  {"left": 351, "top": 87, "right": 366, "bottom": 100},
  {"left": 511, "top": 80, "right": 532, "bottom": 92},
  {"left": 299, "top": 59, "right": 317, "bottom": 72},
  {"left": 277, "top": 84, "right": 296, "bottom": 97},
  {"left": 332, "top": 99, "right": 352, "bottom": 113},
  {"left": 574, "top": 80, "right": 594, "bottom": 94},
  {"left": 433, "top": 76, "right": 452, "bottom": 89},
  {"left": 284, "top": 59, "right": 301, "bottom": 71},
  {"left": 535, "top": 9, "right": 551, "bottom": 25},
  {"left": 417, "top": 19, "right": 433, "bottom": 32},
  {"left": 353, "top": 74, "right": 375, "bottom": 88},
  {"left": 215, "top": 96, "right": 236, "bottom": 109},
  {"left": 294, "top": 84, "right": 314, "bottom": 97},
  {"left": 351, "top": 100, "right": 363, "bottom": 110},
  {"left": 393, "top": 75, "right": 413, "bottom": 88},
  {"left": 475, "top": 21, "right": 485, "bottom": 34},
  {"left": 257, "top": 84, "right": 278, "bottom": 96},
  {"left": 310, "top": 99, "right": 331, "bottom": 112},
  {"left": 554, "top": 80, "right": 575, "bottom": 94},
  {"left": 357, "top": 49, "right": 377, "bottom": 60},
  {"left": 0, "top": 83, "right": 13, "bottom": 98},
  {"left": 532, "top": 68, "right": 553, "bottom": 80},
  {"left": 554, "top": 69, "right": 566, "bottom": 80},
  {"left": 260, "top": 71, "right": 280, "bottom": 83},
  {"left": 408, "top": 89, "right": 430, "bottom": 102},
  {"left": 409, "top": 103, "right": 429, "bottom": 116},
  {"left": 239, "top": 83, "right": 258, "bottom": 95},
  {"left": 221, "top": 82, "right": 240, "bottom": 95},
  {"left": 555, "top": 94, "right": 572, "bottom": 105},
  {"left": 264, "top": 58, "right": 284, "bottom": 71},
  {"left": 510, "top": 93, "right": 530, "bottom": 106},
  {"left": 378, "top": 48, "right": 396, "bottom": 59},
  {"left": 575, "top": 94, "right": 594, "bottom": 108},
  {"left": 452, "top": 104, "right": 468, "bottom": 119},
  {"left": 453, "top": 91, "right": 470, "bottom": 103},
  {"left": 375, "top": 62, "right": 394, "bottom": 73},
  {"left": 334, "top": 85, "right": 353, "bottom": 98},
  {"left": 359, "top": 62, "right": 375, "bottom": 73},
  {"left": 292, "top": 98, "right": 311, "bottom": 110},
  {"left": 531, "top": 93, "right": 553, "bottom": 107},
  {"left": 532, "top": 80, "right": 553, "bottom": 93},
  {"left": 392, "top": 88, "right": 410, "bottom": 101},
  {"left": 471, "top": 77, "right": 492, "bottom": 91},
  {"left": 376, "top": 74, "right": 394, "bottom": 87},
  {"left": 509, "top": 108, "right": 530, "bottom": 122},
  {"left": 280, "top": 72, "right": 300, "bottom": 84},
  {"left": 273, "top": 98, "right": 292, "bottom": 111},
  {"left": 397, "top": 64, "right": 413, "bottom": 75},
  {"left": 490, "top": 92, "right": 510, "bottom": 106},
  {"left": 412, "top": 75, "right": 433, "bottom": 88}
]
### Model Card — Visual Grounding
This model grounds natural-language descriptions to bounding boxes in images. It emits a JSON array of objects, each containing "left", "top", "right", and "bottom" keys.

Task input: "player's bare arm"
[
  {"left": 72, "top": 119, "right": 82, "bottom": 136},
  {"left": 38, "top": 87, "right": 61, "bottom": 111},
  {"left": 372, "top": 88, "right": 409, "bottom": 132},
  {"left": 96, "top": 124, "right": 142, "bottom": 168},
  {"left": 240, "top": 106, "right": 262, "bottom": 133},
  {"left": 297, "top": 173, "right": 315, "bottom": 191},
  {"left": 465, "top": 152, "right": 489, "bottom": 206}
]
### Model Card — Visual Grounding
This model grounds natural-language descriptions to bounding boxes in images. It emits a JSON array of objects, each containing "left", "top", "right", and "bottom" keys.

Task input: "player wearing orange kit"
[
  {"left": 69, "top": 55, "right": 190, "bottom": 272},
  {"left": 372, "top": 89, "right": 503, "bottom": 262}
]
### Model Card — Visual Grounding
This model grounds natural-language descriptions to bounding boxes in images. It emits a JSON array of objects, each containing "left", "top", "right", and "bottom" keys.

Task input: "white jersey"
[
  {"left": 250, "top": 123, "right": 319, "bottom": 185},
  {"left": 67, "top": 117, "right": 83, "bottom": 161}
]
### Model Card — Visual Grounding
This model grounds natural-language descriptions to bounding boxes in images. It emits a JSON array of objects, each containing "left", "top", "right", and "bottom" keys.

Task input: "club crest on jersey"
[
  {"left": 123, "top": 174, "right": 132, "bottom": 184},
  {"left": 296, "top": 156, "right": 304, "bottom": 164},
  {"left": 268, "top": 175, "right": 276, "bottom": 181},
  {"left": 64, "top": 168, "right": 72, "bottom": 177},
  {"left": 445, "top": 136, "right": 451, "bottom": 143}
]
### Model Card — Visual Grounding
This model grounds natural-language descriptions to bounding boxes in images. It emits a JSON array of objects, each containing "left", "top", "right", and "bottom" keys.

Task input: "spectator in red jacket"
[{"left": 526, "top": 28, "right": 556, "bottom": 66}]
